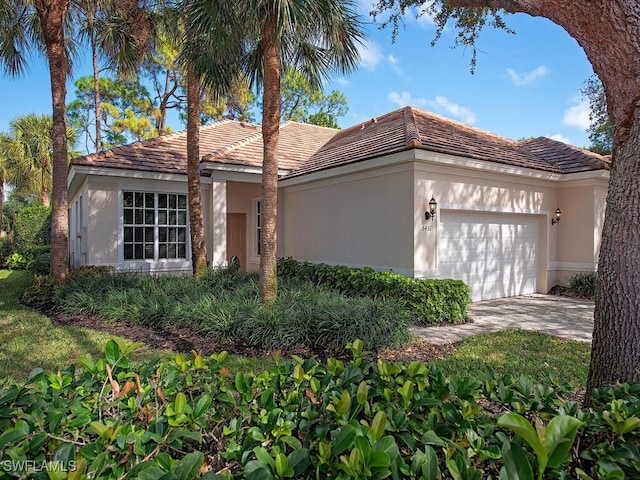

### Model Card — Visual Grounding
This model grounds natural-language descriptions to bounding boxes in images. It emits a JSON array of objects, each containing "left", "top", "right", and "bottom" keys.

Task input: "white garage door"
[{"left": 439, "top": 211, "right": 539, "bottom": 301}]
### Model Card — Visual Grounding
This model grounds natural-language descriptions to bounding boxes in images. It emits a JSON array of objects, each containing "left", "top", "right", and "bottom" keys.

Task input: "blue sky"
[{"left": 1, "top": 3, "right": 595, "bottom": 148}]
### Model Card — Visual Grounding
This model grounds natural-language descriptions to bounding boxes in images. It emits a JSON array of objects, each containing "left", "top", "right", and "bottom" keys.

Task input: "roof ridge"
[
  {"left": 202, "top": 126, "right": 263, "bottom": 161},
  {"left": 404, "top": 106, "right": 421, "bottom": 148},
  {"left": 76, "top": 119, "right": 240, "bottom": 161},
  {"left": 411, "top": 106, "right": 519, "bottom": 146},
  {"left": 280, "top": 120, "right": 340, "bottom": 132}
]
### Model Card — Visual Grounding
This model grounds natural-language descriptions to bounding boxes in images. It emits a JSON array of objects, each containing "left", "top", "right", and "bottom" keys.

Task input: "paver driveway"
[{"left": 411, "top": 294, "right": 594, "bottom": 345}]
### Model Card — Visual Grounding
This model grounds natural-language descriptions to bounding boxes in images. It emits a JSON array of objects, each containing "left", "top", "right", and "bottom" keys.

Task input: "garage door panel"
[{"left": 439, "top": 212, "right": 539, "bottom": 301}]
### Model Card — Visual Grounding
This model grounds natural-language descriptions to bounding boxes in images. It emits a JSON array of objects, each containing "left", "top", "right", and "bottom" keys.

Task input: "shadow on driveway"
[{"left": 411, "top": 294, "right": 594, "bottom": 345}]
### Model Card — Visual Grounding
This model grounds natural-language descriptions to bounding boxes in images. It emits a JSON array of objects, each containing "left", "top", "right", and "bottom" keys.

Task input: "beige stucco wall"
[
  {"left": 280, "top": 164, "right": 415, "bottom": 274},
  {"left": 227, "top": 181, "right": 262, "bottom": 271},
  {"left": 87, "top": 180, "right": 119, "bottom": 265},
  {"left": 76, "top": 176, "right": 191, "bottom": 272},
  {"left": 552, "top": 179, "right": 608, "bottom": 285},
  {"left": 280, "top": 152, "right": 607, "bottom": 297}
]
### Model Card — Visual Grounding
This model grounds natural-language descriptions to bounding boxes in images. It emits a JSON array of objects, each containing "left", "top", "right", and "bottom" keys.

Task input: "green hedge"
[
  {"left": 12, "top": 206, "right": 51, "bottom": 255},
  {"left": 278, "top": 257, "right": 470, "bottom": 325},
  {"left": 1, "top": 340, "right": 638, "bottom": 479}
]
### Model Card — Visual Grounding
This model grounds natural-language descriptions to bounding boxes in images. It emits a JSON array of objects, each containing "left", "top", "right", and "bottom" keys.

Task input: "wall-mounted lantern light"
[
  {"left": 425, "top": 196, "right": 438, "bottom": 221},
  {"left": 551, "top": 207, "right": 562, "bottom": 226}
]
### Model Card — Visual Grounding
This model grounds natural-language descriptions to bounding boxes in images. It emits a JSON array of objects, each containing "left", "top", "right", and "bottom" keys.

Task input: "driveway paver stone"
[{"left": 411, "top": 294, "right": 594, "bottom": 345}]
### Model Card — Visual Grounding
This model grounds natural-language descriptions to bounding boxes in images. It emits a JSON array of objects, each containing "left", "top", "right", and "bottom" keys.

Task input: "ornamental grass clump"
[{"left": 54, "top": 268, "right": 410, "bottom": 354}]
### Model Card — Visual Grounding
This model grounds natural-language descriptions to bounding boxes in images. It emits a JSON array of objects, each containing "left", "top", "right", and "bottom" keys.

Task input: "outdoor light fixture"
[
  {"left": 551, "top": 207, "right": 562, "bottom": 225},
  {"left": 425, "top": 196, "right": 438, "bottom": 221}
]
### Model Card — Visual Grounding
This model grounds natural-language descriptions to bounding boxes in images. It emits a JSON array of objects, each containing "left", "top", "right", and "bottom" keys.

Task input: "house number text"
[{"left": 421, "top": 224, "right": 432, "bottom": 231}]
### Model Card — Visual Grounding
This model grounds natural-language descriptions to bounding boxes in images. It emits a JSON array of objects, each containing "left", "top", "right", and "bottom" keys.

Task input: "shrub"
[
  {"left": 1, "top": 340, "right": 639, "bottom": 479},
  {"left": 568, "top": 271, "right": 597, "bottom": 298},
  {"left": 12, "top": 205, "right": 51, "bottom": 255},
  {"left": 0, "top": 241, "right": 15, "bottom": 268},
  {"left": 5, "top": 251, "right": 28, "bottom": 270},
  {"left": 278, "top": 257, "right": 470, "bottom": 325},
  {"left": 52, "top": 269, "right": 409, "bottom": 354},
  {"left": 28, "top": 252, "right": 50, "bottom": 275}
]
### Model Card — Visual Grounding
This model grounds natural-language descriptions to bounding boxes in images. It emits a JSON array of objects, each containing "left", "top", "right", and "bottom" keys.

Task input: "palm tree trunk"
[
  {"left": 41, "top": 174, "right": 51, "bottom": 207},
  {"left": 91, "top": 30, "right": 102, "bottom": 152},
  {"left": 0, "top": 173, "right": 4, "bottom": 237},
  {"left": 36, "top": 0, "right": 70, "bottom": 281},
  {"left": 186, "top": 63, "right": 207, "bottom": 276},
  {"left": 259, "top": 15, "right": 281, "bottom": 302}
]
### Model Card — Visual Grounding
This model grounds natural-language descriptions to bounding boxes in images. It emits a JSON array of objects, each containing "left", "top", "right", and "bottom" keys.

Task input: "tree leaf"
[
  {"left": 545, "top": 415, "right": 583, "bottom": 468},
  {"left": 333, "top": 425, "right": 357, "bottom": 456},
  {"left": 370, "top": 411, "right": 387, "bottom": 442},
  {"left": 194, "top": 394, "right": 212, "bottom": 418},
  {"left": 497, "top": 413, "right": 547, "bottom": 469},
  {"left": 501, "top": 441, "right": 534, "bottom": 480},
  {"left": 173, "top": 451, "right": 204, "bottom": 480},
  {"left": 105, "top": 339, "right": 120, "bottom": 365},
  {"left": 174, "top": 392, "right": 187, "bottom": 414},
  {"left": 288, "top": 448, "right": 311, "bottom": 476}
]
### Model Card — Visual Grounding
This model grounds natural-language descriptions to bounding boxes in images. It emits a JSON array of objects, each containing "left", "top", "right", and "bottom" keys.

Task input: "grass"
[
  {"left": 434, "top": 328, "right": 591, "bottom": 388},
  {"left": 0, "top": 270, "right": 272, "bottom": 386}
]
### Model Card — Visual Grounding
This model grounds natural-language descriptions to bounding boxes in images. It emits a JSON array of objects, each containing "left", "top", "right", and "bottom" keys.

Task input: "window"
[
  {"left": 255, "top": 199, "right": 261, "bottom": 256},
  {"left": 123, "top": 191, "right": 187, "bottom": 260}
]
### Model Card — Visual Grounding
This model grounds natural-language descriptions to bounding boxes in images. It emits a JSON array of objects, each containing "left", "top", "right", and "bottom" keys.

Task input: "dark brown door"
[{"left": 227, "top": 213, "right": 246, "bottom": 271}]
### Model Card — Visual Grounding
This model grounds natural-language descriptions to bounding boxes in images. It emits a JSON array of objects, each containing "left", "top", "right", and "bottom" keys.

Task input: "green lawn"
[
  {"left": 0, "top": 269, "right": 591, "bottom": 389},
  {"left": 434, "top": 329, "right": 590, "bottom": 388}
]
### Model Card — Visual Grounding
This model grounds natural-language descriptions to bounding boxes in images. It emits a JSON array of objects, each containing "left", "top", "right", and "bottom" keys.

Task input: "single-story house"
[{"left": 68, "top": 106, "right": 610, "bottom": 301}]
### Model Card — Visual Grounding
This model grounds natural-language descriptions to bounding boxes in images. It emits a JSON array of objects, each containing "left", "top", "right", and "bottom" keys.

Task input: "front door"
[{"left": 226, "top": 213, "right": 246, "bottom": 271}]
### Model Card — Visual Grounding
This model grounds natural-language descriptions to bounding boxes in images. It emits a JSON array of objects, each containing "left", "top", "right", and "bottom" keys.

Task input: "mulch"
[
  {"left": 48, "top": 309, "right": 456, "bottom": 363},
  {"left": 43, "top": 306, "right": 586, "bottom": 404}
]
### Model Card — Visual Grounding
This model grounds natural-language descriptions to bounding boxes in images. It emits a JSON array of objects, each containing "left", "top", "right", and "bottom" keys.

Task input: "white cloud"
[
  {"left": 506, "top": 65, "right": 550, "bottom": 86},
  {"left": 355, "top": 0, "right": 376, "bottom": 18},
  {"left": 388, "top": 91, "right": 427, "bottom": 108},
  {"left": 407, "top": 4, "right": 437, "bottom": 29},
  {"left": 358, "top": 40, "right": 383, "bottom": 72},
  {"left": 546, "top": 134, "right": 571, "bottom": 144},
  {"left": 334, "top": 76, "right": 349, "bottom": 86},
  {"left": 563, "top": 98, "right": 591, "bottom": 129},
  {"left": 387, "top": 54, "right": 403, "bottom": 75},
  {"left": 427, "top": 96, "right": 477, "bottom": 124}
]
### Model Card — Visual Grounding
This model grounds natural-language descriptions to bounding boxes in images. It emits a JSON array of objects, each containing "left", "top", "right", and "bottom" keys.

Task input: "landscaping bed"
[{"left": 46, "top": 309, "right": 453, "bottom": 364}]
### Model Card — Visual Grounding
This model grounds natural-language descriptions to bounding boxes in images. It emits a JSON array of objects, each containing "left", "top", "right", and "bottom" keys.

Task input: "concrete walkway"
[{"left": 411, "top": 294, "right": 594, "bottom": 345}]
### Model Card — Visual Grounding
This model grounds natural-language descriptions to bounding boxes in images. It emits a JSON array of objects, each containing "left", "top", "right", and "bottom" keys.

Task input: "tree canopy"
[{"left": 581, "top": 74, "right": 613, "bottom": 155}]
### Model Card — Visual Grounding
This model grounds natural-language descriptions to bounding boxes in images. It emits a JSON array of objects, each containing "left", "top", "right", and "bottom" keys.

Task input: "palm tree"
[
  {"left": 0, "top": 133, "right": 10, "bottom": 231},
  {"left": 1, "top": 114, "right": 78, "bottom": 206},
  {"left": 0, "top": 0, "right": 79, "bottom": 280},
  {"left": 187, "top": 0, "right": 364, "bottom": 301},
  {"left": 179, "top": 1, "right": 247, "bottom": 276},
  {"left": 76, "top": 0, "right": 157, "bottom": 152},
  {"left": 3, "top": 114, "right": 55, "bottom": 207}
]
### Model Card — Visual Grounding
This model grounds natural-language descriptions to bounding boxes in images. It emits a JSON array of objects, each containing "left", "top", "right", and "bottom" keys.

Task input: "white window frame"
[
  {"left": 122, "top": 191, "right": 189, "bottom": 262},
  {"left": 254, "top": 198, "right": 262, "bottom": 257}
]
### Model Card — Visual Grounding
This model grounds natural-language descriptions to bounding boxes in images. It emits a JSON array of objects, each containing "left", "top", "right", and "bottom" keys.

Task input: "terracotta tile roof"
[
  {"left": 71, "top": 120, "right": 337, "bottom": 174},
  {"left": 286, "top": 106, "right": 610, "bottom": 178},
  {"left": 517, "top": 137, "right": 611, "bottom": 173},
  {"left": 72, "top": 120, "right": 259, "bottom": 174},
  {"left": 71, "top": 106, "right": 609, "bottom": 179},
  {"left": 201, "top": 121, "right": 337, "bottom": 171}
]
